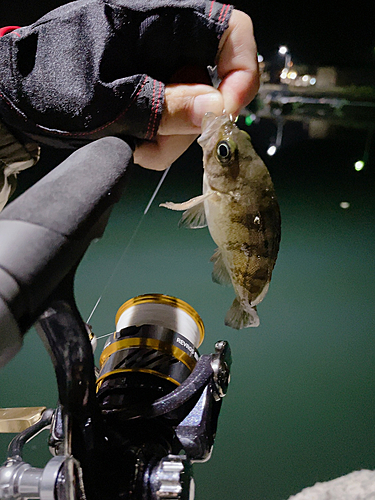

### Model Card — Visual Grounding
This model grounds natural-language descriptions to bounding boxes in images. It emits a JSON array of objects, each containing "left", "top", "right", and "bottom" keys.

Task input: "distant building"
[{"left": 316, "top": 67, "right": 337, "bottom": 88}]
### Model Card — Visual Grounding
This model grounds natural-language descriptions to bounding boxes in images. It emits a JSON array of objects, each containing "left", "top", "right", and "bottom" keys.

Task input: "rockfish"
[{"left": 160, "top": 113, "right": 281, "bottom": 329}]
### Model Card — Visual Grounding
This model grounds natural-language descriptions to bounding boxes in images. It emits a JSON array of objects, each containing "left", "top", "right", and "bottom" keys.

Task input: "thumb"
[{"left": 158, "top": 84, "right": 224, "bottom": 135}]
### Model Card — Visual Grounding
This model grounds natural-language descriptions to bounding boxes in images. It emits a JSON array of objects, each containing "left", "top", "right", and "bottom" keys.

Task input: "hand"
[{"left": 133, "top": 9, "right": 259, "bottom": 171}]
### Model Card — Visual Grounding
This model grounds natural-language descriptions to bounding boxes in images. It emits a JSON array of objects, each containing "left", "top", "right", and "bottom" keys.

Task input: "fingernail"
[{"left": 192, "top": 93, "right": 223, "bottom": 127}]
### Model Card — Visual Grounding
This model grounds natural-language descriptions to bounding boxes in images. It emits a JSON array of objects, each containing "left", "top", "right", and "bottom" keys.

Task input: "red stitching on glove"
[
  {"left": 145, "top": 80, "right": 163, "bottom": 140},
  {"left": 0, "top": 26, "right": 21, "bottom": 37},
  {"left": 218, "top": 4, "right": 230, "bottom": 24}
]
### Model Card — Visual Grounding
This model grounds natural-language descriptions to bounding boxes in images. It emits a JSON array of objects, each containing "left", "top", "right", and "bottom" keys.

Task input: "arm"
[
  {"left": 0, "top": 0, "right": 233, "bottom": 147},
  {"left": 0, "top": 0, "right": 259, "bottom": 200}
]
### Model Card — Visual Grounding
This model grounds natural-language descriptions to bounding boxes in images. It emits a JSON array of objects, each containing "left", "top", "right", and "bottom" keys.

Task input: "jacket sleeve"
[{"left": 0, "top": 0, "right": 233, "bottom": 149}]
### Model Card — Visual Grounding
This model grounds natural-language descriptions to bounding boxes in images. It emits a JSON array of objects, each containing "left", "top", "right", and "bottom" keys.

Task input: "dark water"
[{"left": 1, "top": 121, "right": 374, "bottom": 500}]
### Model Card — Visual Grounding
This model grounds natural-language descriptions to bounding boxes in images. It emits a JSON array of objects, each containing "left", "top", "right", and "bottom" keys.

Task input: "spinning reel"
[{"left": 0, "top": 294, "right": 231, "bottom": 500}]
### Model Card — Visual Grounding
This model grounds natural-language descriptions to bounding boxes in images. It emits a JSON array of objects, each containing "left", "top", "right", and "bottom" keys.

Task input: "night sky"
[
  {"left": 2, "top": 0, "right": 375, "bottom": 69},
  {"left": 247, "top": 0, "right": 375, "bottom": 69}
]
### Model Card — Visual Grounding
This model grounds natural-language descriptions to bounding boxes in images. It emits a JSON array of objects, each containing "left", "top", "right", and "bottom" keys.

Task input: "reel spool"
[{"left": 96, "top": 294, "right": 204, "bottom": 415}]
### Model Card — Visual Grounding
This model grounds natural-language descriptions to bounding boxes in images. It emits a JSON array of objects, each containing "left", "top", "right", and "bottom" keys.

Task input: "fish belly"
[{"left": 206, "top": 198, "right": 270, "bottom": 297}]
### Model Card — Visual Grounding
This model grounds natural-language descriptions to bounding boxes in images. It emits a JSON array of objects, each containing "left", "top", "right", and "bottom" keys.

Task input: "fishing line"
[
  {"left": 86, "top": 214, "right": 145, "bottom": 323},
  {"left": 86, "top": 166, "right": 171, "bottom": 323},
  {"left": 143, "top": 166, "right": 170, "bottom": 215},
  {"left": 95, "top": 331, "right": 113, "bottom": 341}
]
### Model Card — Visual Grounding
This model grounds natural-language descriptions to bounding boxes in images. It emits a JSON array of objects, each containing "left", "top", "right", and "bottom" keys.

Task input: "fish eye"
[{"left": 216, "top": 140, "right": 233, "bottom": 163}]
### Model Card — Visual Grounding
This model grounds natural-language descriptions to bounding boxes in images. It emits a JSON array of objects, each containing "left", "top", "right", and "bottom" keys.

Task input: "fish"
[{"left": 160, "top": 113, "right": 281, "bottom": 329}]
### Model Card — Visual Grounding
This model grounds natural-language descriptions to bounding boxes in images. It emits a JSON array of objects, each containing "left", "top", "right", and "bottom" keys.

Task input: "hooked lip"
[
  {"left": 201, "top": 112, "right": 217, "bottom": 130},
  {"left": 198, "top": 112, "right": 229, "bottom": 148},
  {"left": 198, "top": 112, "right": 217, "bottom": 148}
]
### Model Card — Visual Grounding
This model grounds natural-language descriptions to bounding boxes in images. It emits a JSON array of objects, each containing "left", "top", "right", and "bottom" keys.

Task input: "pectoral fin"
[
  {"left": 224, "top": 298, "right": 260, "bottom": 329},
  {"left": 179, "top": 203, "right": 207, "bottom": 229},
  {"left": 160, "top": 192, "right": 214, "bottom": 212},
  {"left": 160, "top": 192, "right": 216, "bottom": 229},
  {"left": 210, "top": 248, "right": 232, "bottom": 286}
]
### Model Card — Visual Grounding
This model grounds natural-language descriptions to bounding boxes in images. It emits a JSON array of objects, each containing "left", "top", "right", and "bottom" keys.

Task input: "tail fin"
[{"left": 224, "top": 298, "right": 260, "bottom": 329}]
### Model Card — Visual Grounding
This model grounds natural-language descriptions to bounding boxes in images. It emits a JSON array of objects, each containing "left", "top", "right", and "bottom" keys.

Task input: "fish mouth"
[
  {"left": 201, "top": 112, "right": 217, "bottom": 130},
  {"left": 198, "top": 112, "right": 230, "bottom": 149}
]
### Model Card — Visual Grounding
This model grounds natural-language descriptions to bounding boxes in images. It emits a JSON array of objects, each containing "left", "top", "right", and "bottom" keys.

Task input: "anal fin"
[{"left": 210, "top": 248, "right": 232, "bottom": 286}]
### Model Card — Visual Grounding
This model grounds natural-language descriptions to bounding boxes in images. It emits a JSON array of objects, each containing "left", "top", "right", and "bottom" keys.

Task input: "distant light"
[
  {"left": 257, "top": 54, "right": 264, "bottom": 63},
  {"left": 354, "top": 160, "right": 365, "bottom": 171},
  {"left": 288, "top": 71, "right": 297, "bottom": 80},
  {"left": 310, "top": 77, "right": 316, "bottom": 85},
  {"left": 279, "top": 45, "right": 288, "bottom": 55},
  {"left": 280, "top": 69, "right": 288, "bottom": 80},
  {"left": 340, "top": 202, "right": 350, "bottom": 209},
  {"left": 245, "top": 113, "right": 257, "bottom": 126},
  {"left": 245, "top": 115, "right": 252, "bottom": 126},
  {"left": 267, "top": 145, "right": 277, "bottom": 156},
  {"left": 302, "top": 75, "right": 310, "bottom": 82}
]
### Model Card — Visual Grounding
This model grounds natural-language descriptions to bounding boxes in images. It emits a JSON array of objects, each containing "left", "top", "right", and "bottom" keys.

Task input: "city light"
[
  {"left": 245, "top": 113, "right": 257, "bottom": 126},
  {"left": 257, "top": 54, "right": 264, "bottom": 63},
  {"left": 280, "top": 69, "right": 288, "bottom": 80},
  {"left": 278, "top": 45, "right": 288, "bottom": 55},
  {"left": 354, "top": 161, "right": 364, "bottom": 171},
  {"left": 267, "top": 145, "right": 277, "bottom": 156},
  {"left": 340, "top": 202, "right": 350, "bottom": 209},
  {"left": 280, "top": 72, "right": 317, "bottom": 86}
]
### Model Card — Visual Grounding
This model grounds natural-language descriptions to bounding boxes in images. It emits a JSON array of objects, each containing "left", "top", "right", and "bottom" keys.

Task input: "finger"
[
  {"left": 219, "top": 68, "right": 259, "bottom": 117},
  {"left": 158, "top": 84, "right": 224, "bottom": 135},
  {"left": 216, "top": 9, "right": 260, "bottom": 115},
  {"left": 134, "top": 134, "right": 198, "bottom": 171}
]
